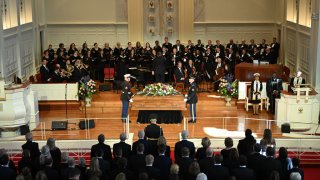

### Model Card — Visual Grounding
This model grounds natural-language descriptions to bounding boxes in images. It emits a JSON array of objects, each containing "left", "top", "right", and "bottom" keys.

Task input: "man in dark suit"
[
  {"left": 206, "top": 40, "right": 215, "bottom": 54},
  {"left": 162, "top": 37, "right": 173, "bottom": 53},
  {"left": 266, "top": 73, "right": 283, "bottom": 114},
  {"left": 51, "top": 66, "right": 63, "bottom": 83},
  {"left": 226, "top": 39, "right": 238, "bottom": 52},
  {"left": 175, "top": 147, "right": 194, "bottom": 180},
  {"left": 111, "top": 157, "right": 134, "bottom": 180},
  {"left": 207, "top": 154, "right": 230, "bottom": 180},
  {"left": 232, "top": 155, "right": 255, "bottom": 180},
  {"left": 198, "top": 147, "right": 215, "bottom": 176},
  {"left": 263, "top": 48, "right": 276, "bottom": 64},
  {"left": 0, "top": 154, "right": 16, "bottom": 180},
  {"left": 174, "top": 130, "right": 195, "bottom": 160},
  {"left": 237, "top": 129, "right": 256, "bottom": 156},
  {"left": 22, "top": 133, "right": 40, "bottom": 162},
  {"left": 145, "top": 114, "right": 163, "bottom": 158},
  {"left": 195, "top": 39, "right": 205, "bottom": 53},
  {"left": 43, "top": 156, "right": 60, "bottom": 180},
  {"left": 113, "top": 133, "right": 132, "bottom": 159},
  {"left": 111, "top": 147, "right": 123, "bottom": 171},
  {"left": 152, "top": 52, "right": 167, "bottom": 83},
  {"left": 174, "top": 62, "right": 185, "bottom": 83},
  {"left": 139, "top": 154, "right": 160, "bottom": 180},
  {"left": 173, "top": 39, "right": 185, "bottom": 54},
  {"left": 128, "top": 143, "right": 146, "bottom": 179},
  {"left": 214, "top": 40, "right": 225, "bottom": 53},
  {"left": 132, "top": 130, "right": 148, "bottom": 155},
  {"left": 238, "top": 40, "right": 248, "bottom": 54},
  {"left": 96, "top": 149, "right": 111, "bottom": 180},
  {"left": 40, "top": 59, "right": 51, "bottom": 83},
  {"left": 90, "top": 134, "right": 112, "bottom": 162},
  {"left": 154, "top": 144, "right": 172, "bottom": 180},
  {"left": 247, "top": 143, "right": 266, "bottom": 179},
  {"left": 270, "top": 37, "right": 280, "bottom": 59},
  {"left": 260, "top": 147, "right": 283, "bottom": 180}
]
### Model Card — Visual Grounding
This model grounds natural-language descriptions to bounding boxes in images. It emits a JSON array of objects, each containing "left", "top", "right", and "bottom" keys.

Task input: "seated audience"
[
  {"left": 18, "top": 149, "right": 37, "bottom": 176},
  {"left": 43, "top": 156, "right": 60, "bottom": 180},
  {"left": 22, "top": 133, "right": 40, "bottom": 162},
  {"left": 90, "top": 134, "right": 112, "bottom": 162},
  {"left": 195, "top": 137, "right": 211, "bottom": 161},
  {"left": 277, "top": 147, "right": 293, "bottom": 179},
  {"left": 231, "top": 155, "right": 255, "bottom": 180},
  {"left": 0, "top": 153, "right": 16, "bottom": 180},
  {"left": 113, "top": 133, "right": 132, "bottom": 159},
  {"left": 96, "top": 149, "right": 111, "bottom": 180},
  {"left": 111, "top": 158, "right": 133, "bottom": 180},
  {"left": 223, "top": 148, "right": 240, "bottom": 171},
  {"left": 35, "top": 170, "right": 48, "bottom": 180},
  {"left": 59, "top": 152, "right": 69, "bottom": 170},
  {"left": 87, "top": 157, "right": 102, "bottom": 180},
  {"left": 174, "top": 130, "right": 195, "bottom": 160},
  {"left": 261, "top": 147, "right": 283, "bottom": 180},
  {"left": 111, "top": 147, "right": 123, "bottom": 171},
  {"left": 154, "top": 144, "right": 173, "bottom": 180},
  {"left": 247, "top": 143, "right": 266, "bottom": 179},
  {"left": 188, "top": 161, "right": 201, "bottom": 180},
  {"left": 60, "top": 157, "right": 81, "bottom": 180},
  {"left": 77, "top": 157, "right": 87, "bottom": 180},
  {"left": 196, "top": 172, "right": 207, "bottom": 180}
]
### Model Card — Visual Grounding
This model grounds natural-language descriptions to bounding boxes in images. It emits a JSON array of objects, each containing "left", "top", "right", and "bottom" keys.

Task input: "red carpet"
[{"left": 303, "top": 168, "right": 320, "bottom": 180}]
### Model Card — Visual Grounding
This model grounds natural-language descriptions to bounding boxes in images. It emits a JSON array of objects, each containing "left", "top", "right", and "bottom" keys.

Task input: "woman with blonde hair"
[
  {"left": 157, "top": 136, "right": 171, "bottom": 157},
  {"left": 169, "top": 164, "right": 180, "bottom": 180},
  {"left": 46, "top": 137, "right": 61, "bottom": 169},
  {"left": 87, "top": 157, "right": 102, "bottom": 179}
]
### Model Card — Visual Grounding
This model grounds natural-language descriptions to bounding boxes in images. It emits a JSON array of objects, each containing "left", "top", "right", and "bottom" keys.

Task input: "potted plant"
[
  {"left": 78, "top": 78, "right": 97, "bottom": 107},
  {"left": 218, "top": 79, "right": 239, "bottom": 106}
]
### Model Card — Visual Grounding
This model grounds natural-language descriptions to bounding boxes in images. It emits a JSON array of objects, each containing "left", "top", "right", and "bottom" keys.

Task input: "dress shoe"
[{"left": 188, "top": 120, "right": 196, "bottom": 123}]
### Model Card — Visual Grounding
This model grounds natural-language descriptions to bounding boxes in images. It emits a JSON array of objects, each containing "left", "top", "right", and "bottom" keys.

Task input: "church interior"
[{"left": 0, "top": 0, "right": 320, "bottom": 179}]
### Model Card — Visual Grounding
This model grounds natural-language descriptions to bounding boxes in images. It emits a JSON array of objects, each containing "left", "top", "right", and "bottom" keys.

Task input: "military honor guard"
[
  {"left": 185, "top": 76, "right": 198, "bottom": 123},
  {"left": 120, "top": 74, "right": 133, "bottom": 123},
  {"left": 144, "top": 114, "right": 163, "bottom": 157},
  {"left": 266, "top": 73, "right": 283, "bottom": 114},
  {"left": 250, "top": 73, "right": 263, "bottom": 115}
]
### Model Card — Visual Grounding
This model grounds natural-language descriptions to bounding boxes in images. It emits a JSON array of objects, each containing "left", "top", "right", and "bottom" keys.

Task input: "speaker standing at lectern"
[
  {"left": 290, "top": 71, "right": 306, "bottom": 93},
  {"left": 266, "top": 72, "right": 283, "bottom": 114}
]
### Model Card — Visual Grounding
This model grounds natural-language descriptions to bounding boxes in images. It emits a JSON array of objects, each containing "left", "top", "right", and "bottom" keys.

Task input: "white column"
[
  {"left": 310, "top": 0, "right": 320, "bottom": 91},
  {"left": 16, "top": 0, "right": 22, "bottom": 78},
  {"left": 0, "top": 0, "right": 4, "bottom": 78}
]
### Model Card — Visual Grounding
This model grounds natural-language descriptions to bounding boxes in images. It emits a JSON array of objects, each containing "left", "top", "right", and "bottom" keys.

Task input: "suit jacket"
[
  {"left": 98, "top": 158, "right": 111, "bottom": 180},
  {"left": 237, "top": 136, "right": 256, "bottom": 156},
  {"left": 51, "top": 71, "right": 63, "bottom": 83},
  {"left": 173, "top": 44, "right": 185, "bottom": 53},
  {"left": 195, "top": 147, "right": 207, "bottom": 161},
  {"left": 207, "top": 165, "right": 230, "bottom": 180},
  {"left": 198, "top": 157, "right": 215, "bottom": 175},
  {"left": 271, "top": 42, "right": 280, "bottom": 57},
  {"left": 264, "top": 53, "right": 276, "bottom": 64},
  {"left": 111, "top": 168, "right": 134, "bottom": 180},
  {"left": 153, "top": 56, "right": 167, "bottom": 74},
  {"left": 162, "top": 43, "right": 173, "bottom": 53},
  {"left": 44, "top": 166, "right": 60, "bottom": 180},
  {"left": 90, "top": 143, "right": 112, "bottom": 162},
  {"left": 139, "top": 166, "right": 161, "bottom": 180},
  {"left": 260, "top": 157, "right": 283, "bottom": 180},
  {"left": 40, "top": 65, "right": 50, "bottom": 83},
  {"left": 175, "top": 157, "right": 194, "bottom": 180},
  {"left": 232, "top": 167, "right": 255, "bottom": 180},
  {"left": 174, "top": 67, "right": 185, "bottom": 82},
  {"left": 113, "top": 142, "right": 132, "bottom": 159},
  {"left": 247, "top": 152, "right": 266, "bottom": 179},
  {"left": 72, "top": 67, "right": 83, "bottom": 82},
  {"left": 266, "top": 78, "right": 283, "bottom": 98},
  {"left": 174, "top": 140, "right": 196, "bottom": 160},
  {"left": 0, "top": 166, "right": 16, "bottom": 180},
  {"left": 22, "top": 141, "right": 40, "bottom": 161},
  {"left": 154, "top": 155, "right": 172, "bottom": 180},
  {"left": 132, "top": 139, "right": 149, "bottom": 155},
  {"left": 60, "top": 167, "right": 81, "bottom": 180},
  {"left": 128, "top": 154, "right": 146, "bottom": 178}
]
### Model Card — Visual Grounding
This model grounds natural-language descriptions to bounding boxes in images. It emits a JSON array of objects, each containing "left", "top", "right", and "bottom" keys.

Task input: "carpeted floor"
[{"left": 303, "top": 168, "right": 320, "bottom": 180}]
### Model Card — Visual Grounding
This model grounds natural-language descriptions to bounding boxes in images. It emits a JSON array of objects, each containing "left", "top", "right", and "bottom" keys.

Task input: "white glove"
[
  {"left": 129, "top": 99, "right": 133, "bottom": 103},
  {"left": 185, "top": 94, "right": 188, "bottom": 97},
  {"left": 184, "top": 98, "right": 187, "bottom": 102}
]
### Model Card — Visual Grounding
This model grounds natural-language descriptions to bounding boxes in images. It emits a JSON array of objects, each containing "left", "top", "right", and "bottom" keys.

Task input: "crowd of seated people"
[
  {"left": 39, "top": 37, "right": 280, "bottom": 89},
  {"left": 1, "top": 127, "right": 304, "bottom": 180}
]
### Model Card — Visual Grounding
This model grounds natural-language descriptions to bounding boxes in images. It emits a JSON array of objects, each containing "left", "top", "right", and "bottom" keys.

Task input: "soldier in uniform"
[
  {"left": 120, "top": 74, "right": 133, "bottom": 123},
  {"left": 266, "top": 72, "right": 283, "bottom": 114},
  {"left": 185, "top": 76, "right": 198, "bottom": 123},
  {"left": 144, "top": 114, "right": 163, "bottom": 157}
]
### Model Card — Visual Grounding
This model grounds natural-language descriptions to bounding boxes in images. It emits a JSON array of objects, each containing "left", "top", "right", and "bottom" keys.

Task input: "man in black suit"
[
  {"left": 175, "top": 147, "right": 194, "bottom": 180},
  {"left": 207, "top": 154, "right": 230, "bottom": 180},
  {"left": 260, "top": 147, "right": 283, "bottom": 180},
  {"left": 154, "top": 144, "right": 172, "bottom": 180},
  {"left": 60, "top": 157, "right": 81, "bottom": 180},
  {"left": 174, "top": 62, "right": 185, "bottom": 83},
  {"left": 198, "top": 147, "right": 215, "bottom": 176},
  {"left": 238, "top": 40, "right": 248, "bottom": 54},
  {"left": 206, "top": 40, "right": 215, "bottom": 54},
  {"left": 263, "top": 48, "right": 276, "bottom": 64},
  {"left": 247, "top": 143, "right": 266, "bottom": 179},
  {"left": 22, "top": 133, "right": 40, "bottom": 162},
  {"left": 90, "top": 134, "right": 112, "bottom": 162},
  {"left": 226, "top": 39, "right": 238, "bottom": 52},
  {"left": 195, "top": 39, "right": 205, "bottom": 53},
  {"left": 173, "top": 39, "right": 185, "bottom": 54},
  {"left": 237, "top": 129, "right": 256, "bottom": 156},
  {"left": 145, "top": 114, "right": 163, "bottom": 158},
  {"left": 154, "top": 40, "right": 162, "bottom": 53},
  {"left": 43, "top": 156, "right": 60, "bottom": 180},
  {"left": 174, "top": 130, "right": 195, "bottom": 160},
  {"left": 51, "top": 66, "right": 63, "bottom": 83},
  {"left": 111, "top": 147, "right": 123, "bottom": 171},
  {"left": 152, "top": 52, "right": 167, "bottom": 83},
  {"left": 232, "top": 155, "right": 255, "bottom": 180},
  {"left": 266, "top": 73, "right": 283, "bottom": 114},
  {"left": 113, "top": 133, "right": 132, "bottom": 159},
  {"left": 132, "top": 130, "right": 148, "bottom": 155},
  {"left": 0, "top": 154, "right": 16, "bottom": 180},
  {"left": 128, "top": 143, "right": 146, "bottom": 179},
  {"left": 214, "top": 40, "right": 225, "bottom": 53},
  {"left": 96, "top": 149, "right": 111, "bottom": 180},
  {"left": 270, "top": 37, "right": 280, "bottom": 59},
  {"left": 40, "top": 59, "right": 51, "bottom": 83},
  {"left": 111, "top": 157, "right": 134, "bottom": 180},
  {"left": 162, "top": 37, "right": 173, "bottom": 53},
  {"left": 139, "top": 155, "right": 160, "bottom": 180}
]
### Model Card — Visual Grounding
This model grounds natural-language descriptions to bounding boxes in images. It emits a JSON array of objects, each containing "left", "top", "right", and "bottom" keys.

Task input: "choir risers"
[
  {"left": 276, "top": 91, "right": 319, "bottom": 130},
  {"left": 0, "top": 83, "right": 39, "bottom": 137}
]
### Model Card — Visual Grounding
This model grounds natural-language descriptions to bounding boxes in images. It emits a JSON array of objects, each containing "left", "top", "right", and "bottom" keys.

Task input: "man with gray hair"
[
  {"left": 90, "top": 134, "right": 112, "bottom": 162},
  {"left": 60, "top": 157, "right": 81, "bottom": 180},
  {"left": 174, "top": 130, "right": 195, "bottom": 160},
  {"left": 139, "top": 155, "right": 160, "bottom": 180},
  {"left": 132, "top": 130, "right": 149, "bottom": 155},
  {"left": 22, "top": 132, "right": 40, "bottom": 161},
  {"left": 196, "top": 173, "right": 208, "bottom": 180},
  {"left": 113, "top": 133, "right": 132, "bottom": 159}
]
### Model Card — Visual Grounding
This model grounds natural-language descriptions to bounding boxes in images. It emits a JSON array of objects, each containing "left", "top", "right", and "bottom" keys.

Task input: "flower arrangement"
[
  {"left": 78, "top": 79, "right": 97, "bottom": 99},
  {"left": 218, "top": 79, "right": 239, "bottom": 98},
  {"left": 137, "top": 83, "right": 181, "bottom": 96}
]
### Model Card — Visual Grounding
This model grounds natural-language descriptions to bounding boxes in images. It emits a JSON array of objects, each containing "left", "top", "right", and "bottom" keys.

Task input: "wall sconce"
[
  {"left": 167, "top": 1, "right": 173, "bottom": 9},
  {"left": 149, "top": 0, "right": 155, "bottom": 9},
  {"left": 149, "top": 15, "right": 155, "bottom": 22}
]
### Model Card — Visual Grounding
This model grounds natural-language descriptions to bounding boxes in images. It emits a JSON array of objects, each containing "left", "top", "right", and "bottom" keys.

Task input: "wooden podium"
[
  {"left": 276, "top": 88, "right": 319, "bottom": 130},
  {"left": 235, "top": 63, "right": 283, "bottom": 82}
]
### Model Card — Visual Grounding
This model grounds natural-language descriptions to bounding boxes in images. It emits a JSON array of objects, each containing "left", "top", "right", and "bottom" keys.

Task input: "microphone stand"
[{"left": 65, "top": 83, "right": 68, "bottom": 120}]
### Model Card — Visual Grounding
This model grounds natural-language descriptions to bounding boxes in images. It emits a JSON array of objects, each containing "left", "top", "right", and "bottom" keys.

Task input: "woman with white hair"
[
  {"left": 46, "top": 137, "right": 61, "bottom": 169},
  {"left": 250, "top": 73, "right": 262, "bottom": 115}
]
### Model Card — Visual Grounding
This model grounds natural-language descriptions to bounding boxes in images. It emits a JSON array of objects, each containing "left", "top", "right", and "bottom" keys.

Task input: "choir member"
[
  {"left": 263, "top": 48, "right": 276, "bottom": 64},
  {"left": 115, "top": 50, "right": 128, "bottom": 81},
  {"left": 68, "top": 43, "right": 78, "bottom": 56},
  {"left": 171, "top": 48, "right": 181, "bottom": 67},
  {"left": 248, "top": 39, "right": 257, "bottom": 54},
  {"left": 226, "top": 39, "right": 238, "bottom": 52},
  {"left": 125, "top": 42, "right": 135, "bottom": 67},
  {"left": 154, "top": 40, "right": 162, "bottom": 53},
  {"left": 194, "top": 49, "right": 203, "bottom": 73},
  {"left": 47, "top": 44, "right": 55, "bottom": 61},
  {"left": 238, "top": 40, "right": 248, "bottom": 54},
  {"left": 270, "top": 37, "right": 280, "bottom": 59},
  {"left": 186, "top": 59, "right": 194, "bottom": 78},
  {"left": 56, "top": 43, "right": 67, "bottom": 57},
  {"left": 40, "top": 59, "right": 51, "bottom": 83},
  {"left": 258, "top": 39, "right": 268, "bottom": 55},
  {"left": 57, "top": 50, "right": 67, "bottom": 68},
  {"left": 113, "top": 42, "right": 123, "bottom": 58},
  {"left": 173, "top": 39, "right": 185, "bottom": 55},
  {"left": 91, "top": 43, "right": 102, "bottom": 60},
  {"left": 250, "top": 47, "right": 261, "bottom": 61},
  {"left": 266, "top": 73, "right": 283, "bottom": 114},
  {"left": 214, "top": 47, "right": 224, "bottom": 62},
  {"left": 250, "top": 73, "right": 263, "bottom": 115},
  {"left": 51, "top": 65, "right": 63, "bottom": 83},
  {"left": 213, "top": 57, "right": 224, "bottom": 91},
  {"left": 239, "top": 49, "right": 251, "bottom": 63},
  {"left": 226, "top": 48, "right": 236, "bottom": 75},
  {"left": 43, "top": 50, "right": 54, "bottom": 75},
  {"left": 144, "top": 42, "right": 153, "bottom": 67},
  {"left": 162, "top": 36, "right": 173, "bottom": 53},
  {"left": 195, "top": 39, "right": 205, "bottom": 53},
  {"left": 186, "top": 40, "right": 195, "bottom": 53},
  {"left": 205, "top": 40, "right": 215, "bottom": 55},
  {"left": 214, "top": 40, "right": 225, "bottom": 52},
  {"left": 103, "top": 43, "right": 113, "bottom": 67},
  {"left": 81, "top": 42, "right": 90, "bottom": 57},
  {"left": 70, "top": 51, "right": 82, "bottom": 65},
  {"left": 204, "top": 48, "right": 214, "bottom": 80},
  {"left": 135, "top": 41, "right": 144, "bottom": 64}
]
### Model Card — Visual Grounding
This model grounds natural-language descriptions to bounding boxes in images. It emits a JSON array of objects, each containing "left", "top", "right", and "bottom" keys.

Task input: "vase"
[
  {"left": 85, "top": 97, "right": 92, "bottom": 107},
  {"left": 225, "top": 96, "right": 231, "bottom": 107}
]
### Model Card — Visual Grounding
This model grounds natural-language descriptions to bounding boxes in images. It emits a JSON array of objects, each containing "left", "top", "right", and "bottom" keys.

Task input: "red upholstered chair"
[
  {"left": 104, "top": 68, "right": 115, "bottom": 82},
  {"left": 173, "top": 74, "right": 185, "bottom": 92}
]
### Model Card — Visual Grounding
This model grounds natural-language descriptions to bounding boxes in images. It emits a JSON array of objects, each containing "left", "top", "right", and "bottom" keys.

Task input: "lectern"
[{"left": 276, "top": 86, "right": 319, "bottom": 130}]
